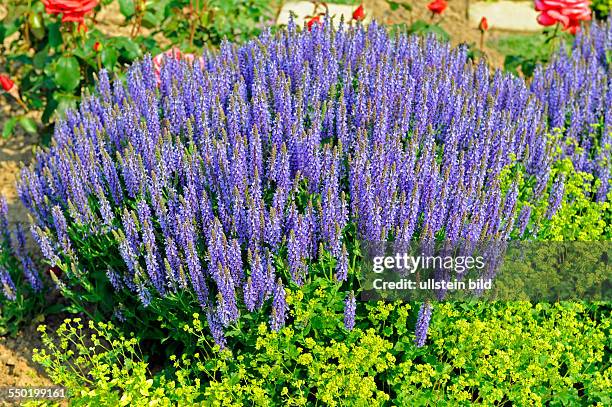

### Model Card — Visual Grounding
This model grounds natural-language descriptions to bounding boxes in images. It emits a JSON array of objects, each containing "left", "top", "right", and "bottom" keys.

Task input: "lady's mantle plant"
[{"left": 16, "top": 19, "right": 611, "bottom": 348}]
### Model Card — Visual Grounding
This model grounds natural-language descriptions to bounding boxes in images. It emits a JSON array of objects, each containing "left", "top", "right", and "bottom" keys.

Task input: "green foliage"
[
  {"left": 395, "top": 302, "right": 612, "bottom": 405},
  {"left": 0, "top": 0, "right": 275, "bottom": 141},
  {"left": 538, "top": 158, "right": 611, "bottom": 240},
  {"left": 592, "top": 0, "right": 612, "bottom": 20},
  {"left": 490, "top": 31, "right": 572, "bottom": 77},
  {"left": 33, "top": 319, "right": 155, "bottom": 407},
  {"left": 33, "top": 301, "right": 612, "bottom": 406},
  {"left": 149, "top": 0, "right": 273, "bottom": 50},
  {"left": 493, "top": 242, "right": 612, "bottom": 301},
  {"left": 2, "top": 115, "right": 38, "bottom": 139},
  {"left": 386, "top": 0, "right": 413, "bottom": 13},
  {"left": 387, "top": 20, "right": 450, "bottom": 42},
  {"left": 0, "top": 290, "right": 45, "bottom": 337},
  {"left": 406, "top": 20, "right": 450, "bottom": 42}
]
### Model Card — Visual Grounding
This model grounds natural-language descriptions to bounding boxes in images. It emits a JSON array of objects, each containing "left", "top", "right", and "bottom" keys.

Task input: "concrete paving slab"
[{"left": 469, "top": 1, "right": 542, "bottom": 32}]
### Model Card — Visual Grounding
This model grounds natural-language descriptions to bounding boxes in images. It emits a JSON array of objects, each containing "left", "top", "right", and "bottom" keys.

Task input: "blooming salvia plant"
[
  {"left": 0, "top": 195, "right": 42, "bottom": 311},
  {"left": 17, "top": 19, "right": 611, "bottom": 348}
]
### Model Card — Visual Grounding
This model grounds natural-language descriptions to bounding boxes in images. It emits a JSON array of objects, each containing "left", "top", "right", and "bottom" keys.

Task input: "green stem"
[{"left": 549, "top": 22, "right": 560, "bottom": 55}]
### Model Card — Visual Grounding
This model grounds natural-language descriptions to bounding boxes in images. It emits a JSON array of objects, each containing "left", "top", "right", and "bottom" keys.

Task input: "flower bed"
[{"left": 9, "top": 18, "right": 610, "bottom": 354}]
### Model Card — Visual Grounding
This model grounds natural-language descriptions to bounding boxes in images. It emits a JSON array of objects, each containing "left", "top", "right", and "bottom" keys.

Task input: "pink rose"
[
  {"left": 152, "top": 48, "right": 199, "bottom": 82},
  {"left": 535, "top": 0, "right": 592, "bottom": 34}
]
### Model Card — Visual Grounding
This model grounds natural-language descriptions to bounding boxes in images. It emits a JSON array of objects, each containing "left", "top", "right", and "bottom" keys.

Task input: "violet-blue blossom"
[
  {"left": 414, "top": 302, "right": 433, "bottom": 347},
  {"left": 270, "top": 278, "right": 287, "bottom": 332},
  {"left": 344, "top": 291, "right": 356, "bottom": 331}
]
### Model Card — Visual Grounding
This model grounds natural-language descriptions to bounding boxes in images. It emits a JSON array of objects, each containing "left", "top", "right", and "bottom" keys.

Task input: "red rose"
[
  {"left": 0, "top": 74, "right": 14, "bottom": 92},
  {"left": 93, "top": 41, "right": 102, "bottom": 52},
  {"left": 352, "top": 5, "right": 366, "bottom": 21},
  {"left": 307, "top": 16, "right": 321, "bottom": 31},
  {"left": 479, "top": 17, "right": 489, "bottom": 32},
  {"left": 42, "top": 0, "right": 99, "bottom": 23},
  {"left": 427, "top": 0, "right": 448, "bottom": 15},
  {"left": 535, "top": 0, "right": 591, "bottom": 34}
]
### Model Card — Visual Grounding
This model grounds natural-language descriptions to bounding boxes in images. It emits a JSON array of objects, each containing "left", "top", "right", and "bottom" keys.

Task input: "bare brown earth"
[{"left": 0, "top": 323, "right": 52, "bottom": 388}]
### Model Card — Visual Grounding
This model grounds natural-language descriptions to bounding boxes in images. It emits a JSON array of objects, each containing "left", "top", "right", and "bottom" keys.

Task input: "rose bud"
[
  {"left": 0, "top": 74, "right": 14, "bottom": 92},
  {"left": 479, "top": 17, "right": 489, "bottom": 32},
  {"left": 307, "top": 15, "right": 321, "bottom": 31},
  {"left": 353, "top": 5, "right": 365, "bottom": 21}
]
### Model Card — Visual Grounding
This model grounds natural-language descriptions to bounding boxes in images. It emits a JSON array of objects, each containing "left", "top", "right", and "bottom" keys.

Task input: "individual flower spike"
[
  {"left": 352, "top": 5, "right": 365, "bottom": 21},
  {"left": 30, "top": 225, "right": 60, "bottom": 266},
  {"left": 0, "top": 266, "right": 17, "bottom": 300},
  {"left": 414, "top": 302, "right": 433, "bottom": 347},
  {"left": 137, "top": 200, "right": 164, "bottom": 294},
  {"left": 0, "top": 195, "right": 9, "bottom": 244},
  {"left": 134, "top": 266, "right": 152, "bottom": 307},
  {"left": 106, "top": 268, "right": 123, "bottom": 290},
  {"left": 11, "top": 223, "right": 42, "bottom": 292},
  {"left": 535, "top": 0, "right": 592, "bottom": 34},
  {"left": 243, "top": 277, "right": 257, "bottom": 312},
  {"left": 113, "top": 309, "right": 126, "bottom": 322},
  {"left": 270, "top": 278, "right": 287, "bottom": 332},
  {"left": 546, "top": 174, "right": 565, "bottom": 219},
  {"left": 335, "top": 243, "right": 349, "bottom": 282},
  {"left": 516, "top": 205, "right": 532, "bottom": 237},
  {"left": 51, "top": 206, "right": 73, "bottom": 256},
  {"left": 343, "top": 291, "right": 356, "bottom": 330},
  {"left": 42, "top": 0, "right": 99, "bottom": 23},
  {"left": 207, "top": 309, "right": 227, "bottom": 349},
  {"left": 427, "top": 0, "right": 448, "bottom": 15}
]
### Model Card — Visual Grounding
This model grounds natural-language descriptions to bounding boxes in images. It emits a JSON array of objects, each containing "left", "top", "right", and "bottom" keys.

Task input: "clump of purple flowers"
[
  {"left": 0, "top": 196, "right": 41, "bottom": 300},
  {"left": 16, "top": 19, "right": 611, "bottom": 347},
  {"left": 532, "top": 23, "right": 611, "bottom": 202}
]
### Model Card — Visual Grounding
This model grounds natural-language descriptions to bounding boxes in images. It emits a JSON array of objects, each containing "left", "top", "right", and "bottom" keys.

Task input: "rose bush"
[{"left": 0, "top": 0, "right": 272, "bottom": 141}]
